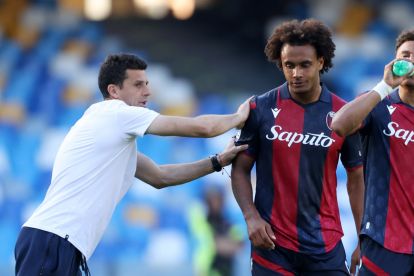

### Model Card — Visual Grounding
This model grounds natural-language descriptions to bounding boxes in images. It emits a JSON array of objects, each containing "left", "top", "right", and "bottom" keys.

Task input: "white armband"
[{"left": 372, "top": 80, "right": 393, "bottom": 100}]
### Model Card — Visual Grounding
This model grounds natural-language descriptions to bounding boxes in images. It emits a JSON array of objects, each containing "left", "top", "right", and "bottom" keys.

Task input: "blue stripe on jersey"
[
  {"left": 296, "top": 99, "right": 332, "bottom": 254},
  {"left": 360, "top": 102, "right": 391, "bottom": 245},
  {"left": 253, "top": 91, "right": 277, "bottom": 224},
  {"left": 255, "top": 154, "right": 275, "bottom": 222},
  {"left": 255, "top": 140, "right": 277, "bottom": 223}
]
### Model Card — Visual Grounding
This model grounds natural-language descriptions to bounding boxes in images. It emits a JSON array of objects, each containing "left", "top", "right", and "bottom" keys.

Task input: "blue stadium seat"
[
  {"left": 36, "top": 77, "right": 66, "bottom": 126},
  {"left": 197, "top": 94, "right": 231, "bottom": 115}
]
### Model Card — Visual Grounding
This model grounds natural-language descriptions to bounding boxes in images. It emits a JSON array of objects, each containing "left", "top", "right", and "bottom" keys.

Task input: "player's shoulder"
[
  {"left": 328, "top": 90, "right": 347, "bottom": 107},
  {"left": 254, "top": 87, "right": 278, "bottom": 106},
  {"left": 261, "top": 87, "right": 278, "bottom": 98}
]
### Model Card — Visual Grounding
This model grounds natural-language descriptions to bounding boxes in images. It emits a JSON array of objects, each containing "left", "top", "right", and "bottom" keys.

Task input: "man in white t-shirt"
[{"left": 14, "top": 53, "right": 250, "bottom": 276}]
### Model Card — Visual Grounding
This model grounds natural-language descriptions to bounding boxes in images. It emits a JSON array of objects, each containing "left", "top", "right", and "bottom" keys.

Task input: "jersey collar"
[
  {"left": 280, "top": 82, "right": 331, "bottom": 103},
  {"left": 388, "top": 89, "right": 402, "bottom": 104}
]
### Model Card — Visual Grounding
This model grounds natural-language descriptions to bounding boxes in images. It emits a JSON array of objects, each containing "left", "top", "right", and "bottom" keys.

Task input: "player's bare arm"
[
  {"left": 145, "top": 97, "right": 251, "bottom": 137},
  {"left": 346, "top": 166, "right": 364, "bottom": 275},
  {"left": 231, "top": 153, "right": 276, "bottom": 250},
  {"left": 135, "top": 139, "right": 247, "bottom": 188}
]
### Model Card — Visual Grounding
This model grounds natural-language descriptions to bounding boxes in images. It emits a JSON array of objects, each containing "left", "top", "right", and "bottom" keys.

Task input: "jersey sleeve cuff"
[{"left": 345, "top": 164, "right": 363, "bottom": 172}]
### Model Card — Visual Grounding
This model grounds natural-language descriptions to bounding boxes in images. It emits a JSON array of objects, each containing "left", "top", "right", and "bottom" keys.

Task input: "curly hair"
[
  {"left": 98, "top": 53, "right": 147, "bottom": 99},
  {"left": 395, "top": 29, "right": 414, "bottom": 52},
  {"left": 264, "top": 19, "right": 335, "bottom": 74}
]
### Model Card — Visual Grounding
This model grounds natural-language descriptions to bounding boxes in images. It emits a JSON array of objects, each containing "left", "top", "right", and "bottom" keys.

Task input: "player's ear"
[
  {"left": 318, "top": 57, "right": 324, "bottom": 71},
  {"left": 107, "top": 84, "right": 119, "bottom": 99}
]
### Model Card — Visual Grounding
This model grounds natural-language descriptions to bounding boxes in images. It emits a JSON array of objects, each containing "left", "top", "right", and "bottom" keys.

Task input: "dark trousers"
[
  {"left": 359, "top": 235, "right": 414, "bottom": 276},
  {"left": 15, "top": 227, "right": 86, "bottom": 276},
  {"left": 252, "top": 241, "right": 350, "bottom": 275}
]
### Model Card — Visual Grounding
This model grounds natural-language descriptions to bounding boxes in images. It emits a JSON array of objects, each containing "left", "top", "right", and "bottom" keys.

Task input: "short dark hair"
[
  {"left": 395, "top": 29, "right": 414, "bottom": 52},
  {"left": 264, "top": 19, "right": 335, "bottom": 74},
  {"left": 98, "top": 53, "right": 147, "bottom": 99}
]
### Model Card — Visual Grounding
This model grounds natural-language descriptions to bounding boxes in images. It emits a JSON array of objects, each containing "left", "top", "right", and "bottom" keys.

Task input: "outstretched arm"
[
  {"left": 346, "top": 166, "right": 365, "bottom": 275},
  {"left": 231, "top": 153, "right": 276, "bottom": 250},
  {"left": 331, "top": 92, "right": 381, "bottom": 137},
  {"left": 331, "top": 59, "right": 410, "bottom": 137},
  {"left": 135, "top": 139, "right": 248, "bottom": 188},
  {"left": 145, "top": 97, "right": 251, "bottom": 137}
]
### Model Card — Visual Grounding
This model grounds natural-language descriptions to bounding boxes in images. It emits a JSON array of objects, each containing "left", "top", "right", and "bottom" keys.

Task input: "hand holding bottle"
[{"left": 392, "top": 60, "right": 414, "bottom": 77}]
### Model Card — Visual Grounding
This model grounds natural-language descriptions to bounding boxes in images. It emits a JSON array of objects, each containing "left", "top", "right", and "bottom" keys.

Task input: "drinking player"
[{"left": 332, "top": 29, "right": 414, "bottom": 275}]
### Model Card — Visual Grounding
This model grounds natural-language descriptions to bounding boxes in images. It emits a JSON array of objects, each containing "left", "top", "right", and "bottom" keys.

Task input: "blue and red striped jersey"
[
  {"left": 360, "top": 90, "right": 414, "bottom": 255},
  {"left": 236, "top": 82, "right": 362, "bottom": 254}
]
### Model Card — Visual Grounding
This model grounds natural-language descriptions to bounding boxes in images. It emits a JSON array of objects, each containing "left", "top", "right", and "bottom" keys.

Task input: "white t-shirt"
[{"left": 24, "top": 100, "right": 159, "bottom": 259}]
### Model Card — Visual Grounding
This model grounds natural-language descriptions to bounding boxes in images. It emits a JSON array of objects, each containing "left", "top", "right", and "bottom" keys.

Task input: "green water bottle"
[{"left": 392, "top": 60, "right": 414, "bottom": 77}]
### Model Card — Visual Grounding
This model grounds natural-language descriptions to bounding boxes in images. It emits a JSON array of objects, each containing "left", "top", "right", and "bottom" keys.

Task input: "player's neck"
[
  {"left": 399, "top": 87, "right": 414, "bottom": 107},
  {"left": 290, "top": 85, "right": 322, "bottom": 105}
]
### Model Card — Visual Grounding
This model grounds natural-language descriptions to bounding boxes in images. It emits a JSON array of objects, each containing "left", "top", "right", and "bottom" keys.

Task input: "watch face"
[
  {"left": 235, "top": 130, "right": 241, "bottom": 141},
  {"left": 234, "top": 130, "right": 249, "bottom": 145}
]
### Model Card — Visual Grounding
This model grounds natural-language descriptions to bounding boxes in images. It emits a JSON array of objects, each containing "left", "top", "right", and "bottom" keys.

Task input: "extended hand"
[
  {"left": 235, "top": 96, "right": 254, "bottom": 129},
  {"left": 246, "top": 213, "right": 277, "bottom": 250},
  {"left": 218, "top": 137, "right": 248, "bottom": 167},
  {"left": 349, "top": 243, "right": 361, "bottom": 276}
]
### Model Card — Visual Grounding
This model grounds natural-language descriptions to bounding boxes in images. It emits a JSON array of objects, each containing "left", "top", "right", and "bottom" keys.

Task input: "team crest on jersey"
[{"left": 325, "top": 111, "right": 335, "bottom": 130}]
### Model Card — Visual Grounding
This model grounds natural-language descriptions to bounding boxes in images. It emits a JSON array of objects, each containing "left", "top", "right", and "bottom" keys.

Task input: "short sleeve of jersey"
[
  {"left": 235, "top": 96, "right": 260, "bottom": 157},
  {"left": 117, "top": 105, "right": 159, "bottom": 137},
  {"left": 340, "top": 131, "right": 363, "bottom": 169}
]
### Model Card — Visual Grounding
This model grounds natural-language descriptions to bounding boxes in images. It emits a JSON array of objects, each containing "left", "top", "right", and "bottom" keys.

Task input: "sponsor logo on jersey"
[
  {"left": 265, "top": 125, "right": 335, "bottom": 147},
  {"left": 383, "top": 122, "right": 414, "bottom": 145},
  {"left": 387, "top": 105, "right": 396, "bottom": 115},
  {"left": 271, "top": 107, "right": 281, "bottom": 119}
]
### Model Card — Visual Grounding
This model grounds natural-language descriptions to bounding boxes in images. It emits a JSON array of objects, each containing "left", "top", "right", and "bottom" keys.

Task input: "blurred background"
[{"left": 0, "top": 0, "right": 414, "bottom": 275}]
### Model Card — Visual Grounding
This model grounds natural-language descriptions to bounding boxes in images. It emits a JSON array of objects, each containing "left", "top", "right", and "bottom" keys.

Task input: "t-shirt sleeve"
[
  {"left": 340, "top": 131, "right": 363, "bottom": 170},
  {"left": 117, "top": 105, "right": 159, "bottom": 137},
  {"left": 235, "top": 96, "right": 260, "bottom": 157}
]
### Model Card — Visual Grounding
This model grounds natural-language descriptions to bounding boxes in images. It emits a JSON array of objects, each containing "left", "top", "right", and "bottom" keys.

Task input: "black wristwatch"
[{"left": 210, "top": 154, "right": 222, "bottom": 172}]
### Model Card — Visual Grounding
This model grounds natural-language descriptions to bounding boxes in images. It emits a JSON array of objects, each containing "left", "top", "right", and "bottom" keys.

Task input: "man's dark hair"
[
  {"left": 395, "top": 29, "right": 414, "bottom": 52},
  {"left": 264, "top": 19, "right": 335, "bottom": 74},
  {"left": 98, "top": 53, "right": 147, "bottom": 99}
]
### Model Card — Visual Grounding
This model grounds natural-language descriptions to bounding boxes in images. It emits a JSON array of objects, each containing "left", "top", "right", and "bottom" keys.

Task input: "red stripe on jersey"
[
  {"left": 384, "top": 105, "right": 414, "bottom": 253},
  {"left": 250, "top": 100, "right": 257, "bottom": 110},
  {"left": 319, "top": 95, "right": 345, "bottom": 252},
  {"left": 270, "top": 90, "right": 302, "bottom": 251},
  {"left": 252, "top": 252, "right": 295, "bottom": 275},
  {"left": 362, "top": 256, "right": 390, "bottom": 276}
]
